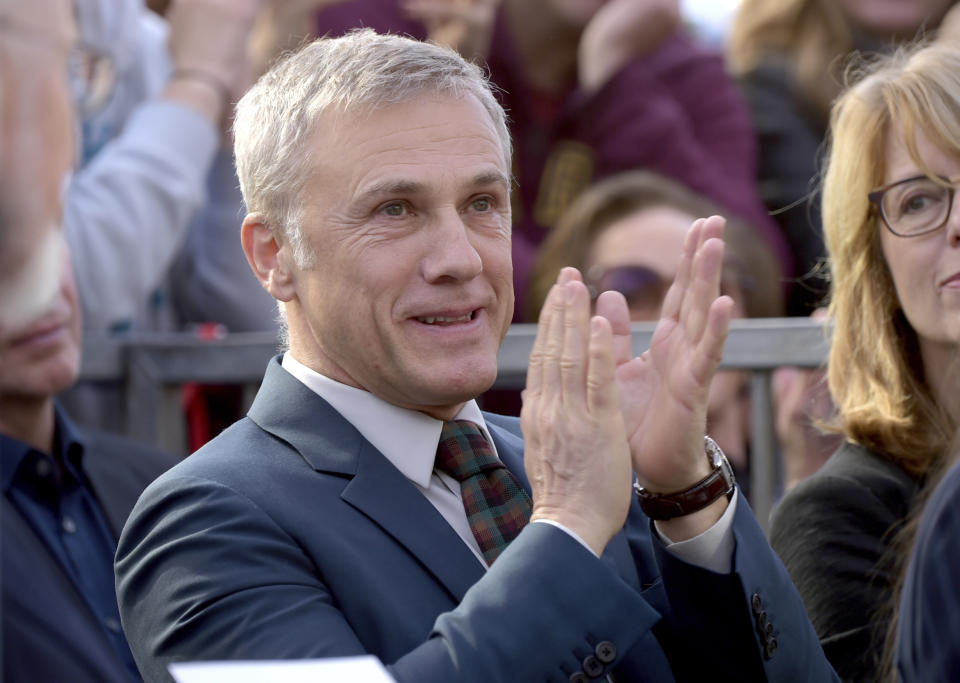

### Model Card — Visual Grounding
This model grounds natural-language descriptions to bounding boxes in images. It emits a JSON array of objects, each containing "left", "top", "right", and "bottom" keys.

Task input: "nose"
[{"left": 421, "top": 208, "right": 483, "bottom": 283}]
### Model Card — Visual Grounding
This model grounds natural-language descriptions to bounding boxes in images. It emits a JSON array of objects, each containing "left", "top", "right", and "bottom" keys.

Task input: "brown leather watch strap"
[{"left": 633, "top": 436, "right": 736, "bottom": 520}]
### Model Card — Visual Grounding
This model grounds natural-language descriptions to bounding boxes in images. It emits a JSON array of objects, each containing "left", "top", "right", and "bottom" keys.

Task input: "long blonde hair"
[{"left": 823, "top": 42, "right": 960, "bottom": 476}]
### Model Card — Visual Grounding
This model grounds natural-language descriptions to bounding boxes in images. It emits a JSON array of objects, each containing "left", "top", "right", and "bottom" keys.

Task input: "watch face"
[
  {"left": 705, "top": 435, "right": 736, "bottom": 486},
  {"left": 704, "top": 435, "right": 724, "bottom": 467}
]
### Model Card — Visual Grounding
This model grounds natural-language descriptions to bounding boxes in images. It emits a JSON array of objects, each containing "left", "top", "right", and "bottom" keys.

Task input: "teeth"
[{"left": 417, "top": 313, "right": 473, "bottom": 324}]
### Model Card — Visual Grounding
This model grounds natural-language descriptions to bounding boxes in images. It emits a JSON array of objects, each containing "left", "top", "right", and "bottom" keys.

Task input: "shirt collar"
[
  {"left": 281, "top": 352, "right": 496, "bottom": 488},
  {"left": 0, "top": 404, "right": 86, "bottom": 492}
]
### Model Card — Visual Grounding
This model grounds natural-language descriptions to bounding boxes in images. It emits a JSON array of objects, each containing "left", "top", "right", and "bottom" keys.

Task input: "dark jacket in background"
[
  {"left": 897, "top": 454, "right": 960, "bottom": 682},
  {"left": 736, "top": 57, "right": 828, "bottom": 315},
  {"left": 2, "top": 411, "right": 178, "bottom": 682},
  {"left": 770, "top": 441, "right": 919, "bottom": 681}
]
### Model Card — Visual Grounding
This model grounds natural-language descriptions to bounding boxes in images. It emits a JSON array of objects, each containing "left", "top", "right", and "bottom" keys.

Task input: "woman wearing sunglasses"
[
  {"left": 769, "top": 42, "right": 960, "bottom": 682},
  {"left": 527, "top": 170, "right": 784, "bottom": 500}
]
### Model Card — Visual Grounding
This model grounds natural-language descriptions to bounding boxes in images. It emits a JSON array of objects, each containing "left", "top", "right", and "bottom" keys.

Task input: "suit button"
[
  {"left": 764, "top": 621, "right": 774, "bottom": 637},
  {"left": 582, "top": 654, "right": 604, "bottom": 677},
  {"left": 751, "top": 593, "right": 763, "bottom": 615},
  {"left": 595, "top": 640, "right": 617, "bottom": 664},
  {"left": 757, "top": 611, "right": 768, "bottom": 630},
  {"left": 765, "top": 637, "right": 778, "bottom": 659},
  {"left": 569, "top": 673, "right": 590, "bottom": 683}
]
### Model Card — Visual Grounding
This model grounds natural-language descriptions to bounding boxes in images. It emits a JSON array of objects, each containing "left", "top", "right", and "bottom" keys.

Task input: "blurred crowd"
[{"left": 1, "top": 0, "right": 960, "bottom": 681}]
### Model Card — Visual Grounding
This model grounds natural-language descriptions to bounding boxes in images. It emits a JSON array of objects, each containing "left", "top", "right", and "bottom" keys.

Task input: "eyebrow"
[
  {"left": 470, "top": 170, "right": 511, "bottom": 190},
  {"left": 355, "top": 170, "right": 511, "bottom": 204}
]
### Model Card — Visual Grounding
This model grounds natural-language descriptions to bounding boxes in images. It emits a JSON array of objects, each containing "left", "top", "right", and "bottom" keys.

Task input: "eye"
[
  {"left": 380, "top": 201, "right": 409, "bottom": 217},
  {"left": 469, "top": 196, "right": 493, "bottom": 212},
  {"left": 898, "top": 188, "right": 943, "bottom": 216}
]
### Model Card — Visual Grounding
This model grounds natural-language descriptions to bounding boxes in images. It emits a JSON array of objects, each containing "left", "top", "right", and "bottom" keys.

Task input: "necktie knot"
[
  {"left": 434, "top": 419, "right": 532, "bottom": 564},
  {"left": 435, "top": 420, "right": 500, "bottom": 481}
]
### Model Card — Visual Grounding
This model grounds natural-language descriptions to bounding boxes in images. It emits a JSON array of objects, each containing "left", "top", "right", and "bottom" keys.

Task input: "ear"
[{"left": 241, "top": 213, "right": 296, "bottom": 302}]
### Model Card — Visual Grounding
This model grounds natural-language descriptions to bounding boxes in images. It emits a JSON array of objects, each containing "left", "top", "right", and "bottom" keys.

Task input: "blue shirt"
[{"left": 0, "top": 408, "right": 141, "bottom": 681}]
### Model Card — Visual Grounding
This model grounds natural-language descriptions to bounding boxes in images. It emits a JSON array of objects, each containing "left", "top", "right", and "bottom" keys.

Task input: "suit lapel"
[
  {"left": 341, "top": 441, "right": 486, "bottom": 600},
  {"left": 248, "top": 357, "right": 486, "bottom": 601}
]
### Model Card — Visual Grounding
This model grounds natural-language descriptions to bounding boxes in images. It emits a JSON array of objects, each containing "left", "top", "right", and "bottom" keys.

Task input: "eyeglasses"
[
  {"left": 586, "top": 265, "right": 669, "bottom": 317},
  {"left": 868, "top": 174, "right": 960, "bottom": 238}
]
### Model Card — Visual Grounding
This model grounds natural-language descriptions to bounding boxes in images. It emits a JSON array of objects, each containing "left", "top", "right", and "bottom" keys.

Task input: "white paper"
[{"left": 169, "top": 656, "right": 396, "bottom": 682}]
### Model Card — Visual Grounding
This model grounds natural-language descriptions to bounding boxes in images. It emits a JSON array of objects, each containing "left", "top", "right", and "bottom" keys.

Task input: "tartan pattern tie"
[{"left": 435, "top": 420, "right": 532, "bottom": 564}]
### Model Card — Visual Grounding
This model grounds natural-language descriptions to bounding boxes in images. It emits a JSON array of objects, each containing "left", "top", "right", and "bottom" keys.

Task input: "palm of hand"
[
  {"left": 616, "top": 317, "right": 710, "bottom": 490},
  {"left": 598, "top": 216, "right": 732, "bottom": 492}
]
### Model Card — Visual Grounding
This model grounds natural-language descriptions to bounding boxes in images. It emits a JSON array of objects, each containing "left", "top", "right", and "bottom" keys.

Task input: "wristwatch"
[{"left": 633, "top": 436, "right": 736, "bottom": 520}]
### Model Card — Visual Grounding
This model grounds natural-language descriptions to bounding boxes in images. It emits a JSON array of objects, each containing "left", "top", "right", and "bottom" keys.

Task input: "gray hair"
[{"left": 233, "top": 29, "right": 512, "bottom": 267}]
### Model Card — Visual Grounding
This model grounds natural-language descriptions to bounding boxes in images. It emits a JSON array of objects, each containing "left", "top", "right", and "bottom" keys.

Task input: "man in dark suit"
[
  {"left": 897, "top": 449, "right": 960, "bottom": 682},
  {"left": 116, "top": 30, "right": 837, "bottom": 682},
  {"left": 0, "top": 1, "right": 178, "bottom": 679}
]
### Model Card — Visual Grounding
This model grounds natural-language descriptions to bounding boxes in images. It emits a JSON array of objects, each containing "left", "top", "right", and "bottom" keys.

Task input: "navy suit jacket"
[
  {"left": 3, "top": 422, "right": 177, "bottom": 682},
  {"left": 116, "top": 357, "right": 837, "bottom": 682},
  {"left": 897, "top": 456, "right": 960, "bottom": 682}
]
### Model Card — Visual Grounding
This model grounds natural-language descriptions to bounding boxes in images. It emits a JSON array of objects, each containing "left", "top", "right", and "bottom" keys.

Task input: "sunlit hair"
[
  {"left": 525, "top": 171, "right": 784, "bottom": 321},
  {"left": 233, "top": 29, "right": 511, "bottom": 268},
  {"left": 727, "top": 0, "right": 856, "bottom": 122},
  {"left": 823, "top": 42, "right": 960, "bottom": 477}
]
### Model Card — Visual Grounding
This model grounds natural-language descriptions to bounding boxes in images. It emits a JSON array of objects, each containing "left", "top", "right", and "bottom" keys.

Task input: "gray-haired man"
[{"left": 117, "top": 30, "right": 836, "bottom": 683}]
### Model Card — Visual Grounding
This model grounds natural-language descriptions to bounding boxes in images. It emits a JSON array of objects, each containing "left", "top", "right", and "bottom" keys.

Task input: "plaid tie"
[{"left": 435, "top": 420, "right": 532, "bottom": 564}]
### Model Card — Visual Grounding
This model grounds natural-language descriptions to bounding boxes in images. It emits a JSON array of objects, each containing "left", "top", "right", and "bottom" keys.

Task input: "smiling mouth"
[{"left": 415, "top": 311, "right": 476, "bottom": 325}]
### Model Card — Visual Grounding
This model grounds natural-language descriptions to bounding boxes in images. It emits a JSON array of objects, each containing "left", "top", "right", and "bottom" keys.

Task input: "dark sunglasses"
[{"left": 586, "top": 265, "right": 669, "bottom": 316}]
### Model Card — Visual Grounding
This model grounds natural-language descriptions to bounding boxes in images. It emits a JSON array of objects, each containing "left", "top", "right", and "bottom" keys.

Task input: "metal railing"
[{"left": 79, "top": 317, "right": 832, "bottom": 531}]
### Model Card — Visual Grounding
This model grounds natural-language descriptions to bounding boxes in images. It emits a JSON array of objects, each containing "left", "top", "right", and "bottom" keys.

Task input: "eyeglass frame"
[{"left": 867, "top": 174, "right": 959, "bottom": 238}]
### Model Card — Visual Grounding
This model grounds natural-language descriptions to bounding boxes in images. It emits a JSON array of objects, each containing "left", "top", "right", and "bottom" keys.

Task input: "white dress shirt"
[{"left": 281, "top": 352, "right": 737, "bottom": 573}]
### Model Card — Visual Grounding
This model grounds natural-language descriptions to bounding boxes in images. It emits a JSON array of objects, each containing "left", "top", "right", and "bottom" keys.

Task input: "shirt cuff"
[
  {"left": 531, "top": 519, "right": 599, "bottom": 557},
  {"left": 655, "top": 489, "right": 738, "bottom": 574}
]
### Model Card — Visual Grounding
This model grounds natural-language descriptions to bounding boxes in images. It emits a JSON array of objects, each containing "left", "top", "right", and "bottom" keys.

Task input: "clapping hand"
[
  {"left": 578, "top": 0, "right": 680, "bottom": 93},
  {"left": 247, "top": 0, "right": 352, "bottom": 79},
  {"left": 522, "top": 271, "right": 633, "bottom": 557},
  {"left": 401, "top": 0, "right": 501, "bottom": 62},
  {"left": 595, "top": 215, "right": 734, "bottom": 538},
  {"left": 938, "top": 3, "right": 960, "bottom": 44}
]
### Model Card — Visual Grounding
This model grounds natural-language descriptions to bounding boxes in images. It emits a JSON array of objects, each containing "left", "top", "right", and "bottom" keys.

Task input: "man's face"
[
  {"left": 0, "top": 0, "right": 77, "bottom": 323},
  {"left": 282, "top": 94, "right": 514, "bottom": 419},
  {"left": 0, "top": 244, "right": 82, "bottom": 401}
]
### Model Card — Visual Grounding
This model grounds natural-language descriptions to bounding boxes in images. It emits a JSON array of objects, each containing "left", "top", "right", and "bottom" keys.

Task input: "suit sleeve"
[{"left": 626, "top": 496, "right": 839, "bottom": 682}]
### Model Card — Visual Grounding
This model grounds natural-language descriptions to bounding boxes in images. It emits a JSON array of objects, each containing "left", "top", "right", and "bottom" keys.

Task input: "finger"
[
  {"left": 526, "top": 283, "right": 558, "bottom": 398},
  {"left": 679, "top": 235, "right": 725, "bottom": 346},
  {"left": 594, "top": 289, "right": 633, "bottom": 366},
  {"left": 659, "top": 217, "right": 703, "bottom": 321},
  {"left": 586, "top": 315, "right": 619, "bottom": 416},
  {"left": 689, "top": 294, "right": 733, "bottom": 386},
  {"left": 560, "top": 280, "right": 592, "bottom": 407},
  {"left": 558, "top": 265, "right": 583, "bottom": 285},
  {"left": 699, "top": 213, "right": 725, "bottom": 242},
  {"left": 539, "top": 277, "right": 567, "bottom": 401}
]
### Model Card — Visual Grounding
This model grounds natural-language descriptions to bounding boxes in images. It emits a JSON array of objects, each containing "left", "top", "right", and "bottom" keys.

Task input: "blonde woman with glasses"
[{"left": 769, "top": 42, "right": 960, "bottom": 682}]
